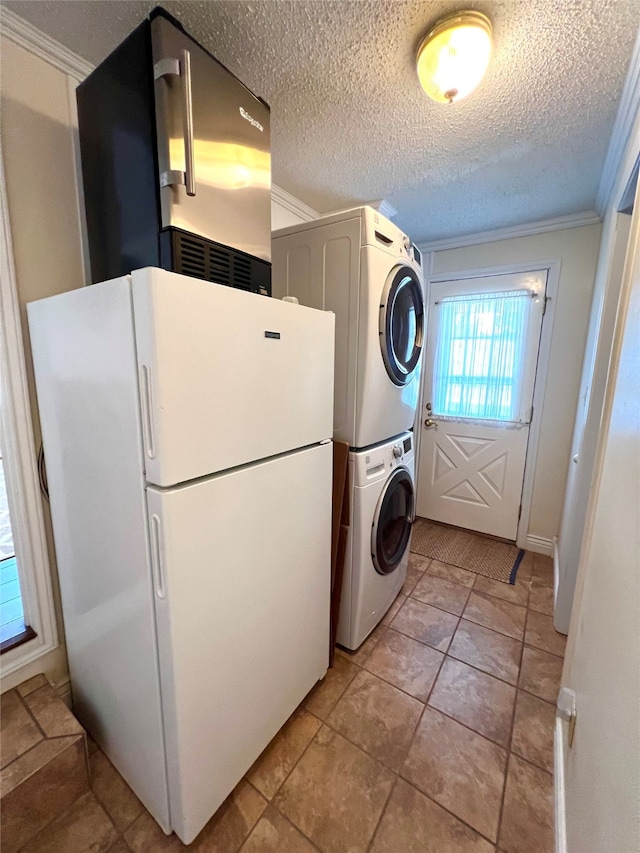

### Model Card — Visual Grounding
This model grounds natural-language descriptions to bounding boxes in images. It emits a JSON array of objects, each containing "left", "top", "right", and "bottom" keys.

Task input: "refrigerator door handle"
[
  {"left": 150, "top": 514, "right": 166, "bottom": 599},
  {"left": 181, "top": 49, "right": 196, "bottom": 197},
  {"left": 140, "top": 365, "right": 157, "bottom": 459},
  {"left": 154, "top": 51, "right": 196, "bottom": 197}
]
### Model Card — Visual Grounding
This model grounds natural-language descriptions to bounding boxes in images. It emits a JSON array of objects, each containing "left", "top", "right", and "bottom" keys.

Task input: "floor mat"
[{"left": 410, "top": 517, "right": 524, "bottom": 584}]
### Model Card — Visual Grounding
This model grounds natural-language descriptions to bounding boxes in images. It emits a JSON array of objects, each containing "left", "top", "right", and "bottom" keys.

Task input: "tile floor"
[{"left": 19, "top": 550, "right": 564, "bottom": 852}]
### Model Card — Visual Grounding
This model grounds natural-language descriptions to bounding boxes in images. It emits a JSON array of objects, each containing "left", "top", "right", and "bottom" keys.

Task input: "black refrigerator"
[{"left": 77, "top": 7, "right": 271, "bottom": 295}]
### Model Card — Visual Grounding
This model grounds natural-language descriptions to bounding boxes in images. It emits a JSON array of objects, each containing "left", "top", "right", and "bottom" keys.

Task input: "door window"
[
  {"left": 433, "top": 290, "right": 532, "bottom": 422},
  {"left": 380, "top": 268, "right": 424, "bottom": 385},
  {"left": 373, "top": 469, "right": 414, "bottom": 575}
]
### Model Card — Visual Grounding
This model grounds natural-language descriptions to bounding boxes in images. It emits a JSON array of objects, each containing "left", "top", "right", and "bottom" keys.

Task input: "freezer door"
[
  {"left": 147, "top": 442, "right": 332, "bottom": 844},
  {"left": 152, "top": 14, "right": 271, "bottom": 262},
  {"left": 132, "top": 268, "right": 335, "bottom": 487}
]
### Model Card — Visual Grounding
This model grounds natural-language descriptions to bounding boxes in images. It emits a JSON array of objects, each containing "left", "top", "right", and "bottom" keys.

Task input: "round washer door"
[
  {"left": 379, "top": 265, "right": 425, "bottom": 386},
  {"left": 371, "top": 467, "right": 415, "bottom": 575}
]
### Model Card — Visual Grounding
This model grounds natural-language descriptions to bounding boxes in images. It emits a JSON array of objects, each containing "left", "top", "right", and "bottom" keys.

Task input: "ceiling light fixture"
[{"left": 416, "top": 10, "right": 492, "bottom": 105}]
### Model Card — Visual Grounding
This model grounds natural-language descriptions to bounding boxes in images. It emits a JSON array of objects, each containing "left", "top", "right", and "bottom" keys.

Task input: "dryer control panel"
[{"left": 354, "top": 432, "right": 414, "bottom": 487}]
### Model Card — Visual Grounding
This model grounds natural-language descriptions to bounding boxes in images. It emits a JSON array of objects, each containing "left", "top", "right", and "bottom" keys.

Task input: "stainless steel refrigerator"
[{"left": 77, "top": 7, "right": 271, "bottom": 294}]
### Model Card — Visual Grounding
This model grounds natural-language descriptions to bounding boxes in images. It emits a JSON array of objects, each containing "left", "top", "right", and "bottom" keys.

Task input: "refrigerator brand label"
[
  {"left": 264, "top": 331, "right": 281, "bottom": 339},
  {"left": 240, "top": 107, "right": 264, "bottom": 132}
]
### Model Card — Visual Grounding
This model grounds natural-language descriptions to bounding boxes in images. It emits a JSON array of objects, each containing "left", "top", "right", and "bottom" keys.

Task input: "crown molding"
[
  {"left": 417, "top": 210, "right": 601, "bottom": 254},
  {"left": 271, "top": 184, "right": 318, "bottom": 222},
  {"left": 596, "top": 27, "right": 640, "bottom": 216},
  {"left": 0, "top": 7, "right": 93, "bottom": 81}
]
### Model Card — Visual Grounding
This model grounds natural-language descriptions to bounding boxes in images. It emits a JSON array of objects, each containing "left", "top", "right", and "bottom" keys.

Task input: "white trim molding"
[
  {"left": 0, "top": 7, "right": 93, "bottom": 81},
  {"left": 554, "top": 716, "right": 568, "bottom": 853},
  {"left": 0, "top": 149, "right": 59, "bottom": 679},
  {"left": 417, "top": 211, "right": 601, "bottom": 254},
  {"left": 271, "top": 184, "right": 318, "bottom": 223},
  {"left": 596, "top": 28, "right": 640, "bottom": 216},
  {"left": 525, "top": 535, "right": 555, "bottom": 556}
]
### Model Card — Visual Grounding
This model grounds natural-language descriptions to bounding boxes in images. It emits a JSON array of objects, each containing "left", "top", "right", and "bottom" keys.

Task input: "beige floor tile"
[
  {"left": 401, "top": 706, "right": 507, "bottom": 842},
  {"left": 531, "top": 555, "right": 554, "bottom": 589},
  {"left": 427, "top": 559, "right": 477, "bottom": 588},
  {"left": 473, "top": 574, "right": 529, "bottom": 607},
  {"left": 528, "top": 585, "right": 554, "bottom": 616},
  {"left": 408, "top": 552, "right": 431, "bottom": 573},
  {"left": 341, "top": 621, "right": 387, "bottom": 666},
  {"left": 1, "top": 689, "right": 43, "bottom": 768},
  {"left": 90, "top": 749, "right": 144, "bottom": 832},
  {"left": 23, "top": 685, "right": 85, "bottom": 739},
  {"left": 304, "top": 654, "right": 358, "bottom": 720},
  {"left": 239, "top": 806, "right": 316, "bottom": 852},
  {"left": 365, "top": 627, "right": 444, "bottom": 701},
  {"left": 448, "top": 620, "right": 521, "bottom": 685},
  {"left": 1, "top": 736, "right": 89, "bottom": 852},
  {"left": 190, "top": 780, "right": 267, "bottom": 852},
  {"left": 428, "top": 658, "right": 516, "bottom": 747},
  {"left": 275, "top": 725, "right": 395, "bottom": 853},
  {"left": 381, "top": 592, "right": 406, "bottom": 626},
  {"left": 518, "top": 645, "right": 563, "bottom": 703},
  {"left": 402, "top": 564, "right": 422, "bottom": 595},
  {"left": 391, "top": 597, "right": 459, "bottom": 652},
  {"left": 16, "top": 673, "right": 48, "bottom": 697},
  {"left": 498, "top": 755, "right": 554, "bottom": 853},
  {"left": 370, "top": 778, "right": 495, "bottom": 853},
  {"left": 106, "top": 838, "right": 131, "bottom": 852},
  {"left": 525, "top": 611, "right": 567, "bottom": 657},
  {"left": 517, "top": 551, "right": 534, "bottom": 581},
  {"left": 27, "top": 791, "right": 118, "bottom": 853},
  {"left": 125, "top": 810, "right": 187, "bottom": 851},
  {"left": 411, "top": 573, "right": 472, "bottom": 616},
  {"left": 327, "top": 670, "right": 423, "bottom": 770},
  {"left": 247, "top": 708, "right": 321, "bottom": 800},
  {"left": 463, "top": 593, "right": 526, "bottom": 640},
  {"left": 511, "top": 691, "right": 555, "bottom": 773}
]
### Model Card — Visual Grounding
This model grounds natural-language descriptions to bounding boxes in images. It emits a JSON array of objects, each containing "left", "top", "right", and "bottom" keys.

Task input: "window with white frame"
[{"left": 432, "top": 290, "right": 532, "bottom": 422}]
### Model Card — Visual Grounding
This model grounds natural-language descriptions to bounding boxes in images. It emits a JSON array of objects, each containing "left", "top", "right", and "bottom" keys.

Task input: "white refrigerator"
[{"left": 27, "top": 268, "right": 335, "bottom": 844}]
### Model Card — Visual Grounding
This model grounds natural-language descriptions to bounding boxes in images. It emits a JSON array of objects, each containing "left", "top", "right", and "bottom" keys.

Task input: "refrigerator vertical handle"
[
  {"left": 140, "top": 365, "right": 156, "bottom": 459},
  {"left": 154, "top": 52, "right": 196, "bottom": 196},
  {"left": 181, "top": 49, "right": 196, "bottom": 197},
  {"left": 150, "top": 514, "right": 166, "bottom": 599}
]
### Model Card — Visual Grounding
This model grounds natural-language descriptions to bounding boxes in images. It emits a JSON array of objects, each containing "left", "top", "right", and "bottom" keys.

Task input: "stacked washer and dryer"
[{"left": 272, "top": 206, "right": 425, "bottom": 650}]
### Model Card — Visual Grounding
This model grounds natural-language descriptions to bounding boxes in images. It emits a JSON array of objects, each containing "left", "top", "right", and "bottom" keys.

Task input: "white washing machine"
[
  {"left": 337, "top": 432, "right": 415, "bottom": 650},
  {"left": 272, "top": 206, "right": 425, "bottom": 448}
]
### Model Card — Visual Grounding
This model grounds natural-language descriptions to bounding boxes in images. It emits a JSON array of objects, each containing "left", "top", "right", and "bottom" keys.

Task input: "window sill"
[{"left": 0, "top": 625, "right": 37, "bottom": 655}]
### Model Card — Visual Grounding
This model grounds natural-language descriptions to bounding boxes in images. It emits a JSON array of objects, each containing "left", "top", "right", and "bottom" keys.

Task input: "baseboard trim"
[
  {"left": 525, "top": 535, "right": 554, "bottom": 556},
  {"left": 555, "top": 716, "right": 568, "bottom": 853}
]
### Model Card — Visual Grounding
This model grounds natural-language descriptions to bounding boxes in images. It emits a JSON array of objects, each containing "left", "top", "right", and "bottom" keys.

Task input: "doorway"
[{"left": 416, "top": 269, "right": 548, "bottom": 541}]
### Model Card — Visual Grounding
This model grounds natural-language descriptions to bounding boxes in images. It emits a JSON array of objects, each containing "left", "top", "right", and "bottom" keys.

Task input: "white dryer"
[
  {"left": 272, "top": 206, "right": 425, "bottom": 448},
  {"left": 337, "top": 432, "right": 415, "bottom": 650}
]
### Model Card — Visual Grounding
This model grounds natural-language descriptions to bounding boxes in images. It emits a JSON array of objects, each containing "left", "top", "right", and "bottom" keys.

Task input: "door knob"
[{"left": 424, "top": 419, "right": 438, "bottom": 429}]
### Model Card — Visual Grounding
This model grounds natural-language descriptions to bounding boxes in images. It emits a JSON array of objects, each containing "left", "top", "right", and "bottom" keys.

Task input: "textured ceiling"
[{"left": 4, "top": 0, "right": 638, "bottom": 244}]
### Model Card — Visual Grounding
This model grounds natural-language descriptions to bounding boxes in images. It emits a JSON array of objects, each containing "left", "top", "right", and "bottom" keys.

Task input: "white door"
[
  {"left": 416, "top": 271, "right": 547, "bottom": 540},
  {"left": 131, "top": 268, "right": 334, "bottom": 487},
  {"left": 146, "top": 442, "right": 332, "bottom": 844}
]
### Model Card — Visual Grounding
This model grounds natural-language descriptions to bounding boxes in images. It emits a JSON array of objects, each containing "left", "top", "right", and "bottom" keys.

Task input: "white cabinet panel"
[
  {"left": 147, "top": 442, "right": 332, "bottom": 843},
  {"left": 132, "top": 268, "right": 334, "bottom": 486}
]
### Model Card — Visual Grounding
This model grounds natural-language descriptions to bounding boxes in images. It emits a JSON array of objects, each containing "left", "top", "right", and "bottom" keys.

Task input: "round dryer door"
[
  {"left": 372, "top": 468, "right": 415, "bottom": 575},
  {"left": 379, "top": 266, "right": 425, "bottom": 386}
]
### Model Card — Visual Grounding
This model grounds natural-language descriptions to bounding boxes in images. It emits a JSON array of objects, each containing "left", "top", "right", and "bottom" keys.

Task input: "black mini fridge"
[{"left": 77, "top": 7, "right": 271, "bottom": 294}]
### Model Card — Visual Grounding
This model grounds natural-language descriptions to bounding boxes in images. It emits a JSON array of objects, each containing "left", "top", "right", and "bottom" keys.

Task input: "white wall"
[
  {"left": 0, "top": 36, "right": 86, "bottom": 693},
  {"left": 429, "top": 224, "right": 602, "bottom": 547},
  {"left": 557, "top": 38, "right": 640, "bottom": 848}
]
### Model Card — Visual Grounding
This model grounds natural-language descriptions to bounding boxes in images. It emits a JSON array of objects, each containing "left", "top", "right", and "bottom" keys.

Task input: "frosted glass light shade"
[{"left": 417, "top": 11, "right": 492, "bottom": 104}]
